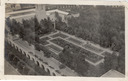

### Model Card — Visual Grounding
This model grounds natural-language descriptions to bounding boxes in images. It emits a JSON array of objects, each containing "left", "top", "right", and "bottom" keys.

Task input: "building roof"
[
  {"left": 101, "top": 69, "right": 125, "bottom": 77},
  {"left": 46, "top": 9, "right": 69, "bottom": 16}
]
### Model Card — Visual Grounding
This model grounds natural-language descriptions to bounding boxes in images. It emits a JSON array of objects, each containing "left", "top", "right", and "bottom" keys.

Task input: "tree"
[
  {"left": 10, "top": 19, "right": 20, "bottom": 35},
  {"left": 19, "top": 24, "right": 25, "bottom": 39},
  {"left": 34, "top": 17, "right": 41, "bottom": 34}
]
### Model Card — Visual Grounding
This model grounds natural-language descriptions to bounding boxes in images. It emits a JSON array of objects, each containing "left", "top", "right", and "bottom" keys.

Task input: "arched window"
[
  {"left": 19, "top": 49, "right": 22, "bottom": 53},
  {"left": 24, "top": 52, "right": 26, "bottom": 56},
  {"left": 16, "top": 46, "right": 18, "bottom": 50},
  {"left": 42, "top": 65, "right": 45, "bottom": 70},
  {"left": 32, "top": 58, "right": 34, "bottom": 62},
  {"left": 47, "top": 68, "right": 50, "bottom": 74},
  {"left": 28, "top": 55, "right": 30, "bottom": 59},
  {"left": 52, "top": 73, "right": 56, "bottom": 76},
  {"left": 13, "top": 44, "right": 15, "bottom": 47},
  {"left": 36, "top": 61, "right": 39, "bottom": 66}
]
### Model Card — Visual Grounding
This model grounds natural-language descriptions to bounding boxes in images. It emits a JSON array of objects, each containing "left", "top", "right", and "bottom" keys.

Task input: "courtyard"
[{"left": 39, "top": 30, "right": 112, "bottom": 66}]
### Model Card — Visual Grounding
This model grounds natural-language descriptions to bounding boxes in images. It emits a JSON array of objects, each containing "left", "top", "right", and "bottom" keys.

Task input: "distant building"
[
  {"left": 46, "top": 5, "right": 77, "bottom": 10},
  {"left": 6, "top": 5, "right": 79, "bottom": 23},
  {"left": 46, "top": 9, "right": 69, "bottom": 22},
  {"left": 46, "top": 9, "right": 79, "bottom": 23},
  {"left": 6, "top": 4, "right": 35, "bottom": 13}
]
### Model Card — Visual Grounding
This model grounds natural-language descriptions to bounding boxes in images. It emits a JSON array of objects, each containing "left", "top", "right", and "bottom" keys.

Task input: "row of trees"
[
  {"left": 5, "top": 42, "right": 50, "bottom": 75},
  {"left": 7, "top": 16, "right": 54, "bottom": 46}
]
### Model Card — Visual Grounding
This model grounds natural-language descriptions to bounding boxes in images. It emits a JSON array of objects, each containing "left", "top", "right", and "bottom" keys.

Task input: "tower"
[{"left": 35, "top": 4, "right": 47, "bottom": 22}]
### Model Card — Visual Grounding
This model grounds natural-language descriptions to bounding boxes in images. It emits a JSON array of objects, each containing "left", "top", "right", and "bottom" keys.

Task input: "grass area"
[
  {"left": 83, "top": 44, "right": 103, "bottom": 53},
  {"left": 67, "top": 37, "right": 83, "bottom": 45},
  {"left": 50, "top": 38, "right": 103, "bottom": 63},
  {"left": 51, "top": 32, "right": 68, "bottom": 38},
  {"left": 46, "top": 44, "right": 62, "bottom": 53}
]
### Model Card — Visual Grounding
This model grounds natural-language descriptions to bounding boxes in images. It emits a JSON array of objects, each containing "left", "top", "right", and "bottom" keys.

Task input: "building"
[
  {"left": 46, "top": 9, "right": 69, "bottom": 22},
  {"left": 6, "top": 4, "right": 80, "bottom": 23},
  {"left": 47, "top": 9, "right": 80, "bottom": 23}
]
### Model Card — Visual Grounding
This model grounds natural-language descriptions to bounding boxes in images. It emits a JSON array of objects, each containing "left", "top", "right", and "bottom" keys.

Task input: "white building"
[{"left": 6, "top": 5, "right": 80, "bottom": 23}]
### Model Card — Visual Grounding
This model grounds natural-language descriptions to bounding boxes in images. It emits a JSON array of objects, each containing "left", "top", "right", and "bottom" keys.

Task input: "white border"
[{"left": 0, "top": 0, "right": 128, "bottom": 80}]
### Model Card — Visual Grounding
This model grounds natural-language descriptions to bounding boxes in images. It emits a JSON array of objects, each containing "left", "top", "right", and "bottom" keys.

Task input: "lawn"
[
  {"left": 67, "top": 37, "right": 83, "bottom": 45},
  {"left": 46, "top": 44, "right": 62, "bottom": 54}
]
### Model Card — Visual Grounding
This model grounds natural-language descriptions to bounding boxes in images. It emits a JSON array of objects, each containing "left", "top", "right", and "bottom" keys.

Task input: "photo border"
[{"left": 0, "top": 0, "right": 128, "bottom": 80}]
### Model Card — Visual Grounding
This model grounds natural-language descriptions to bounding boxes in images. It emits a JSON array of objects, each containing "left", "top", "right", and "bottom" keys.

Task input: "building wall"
[
  {"left": 6, "top": 39, "right": 61, "bottom": 76},
  {"left": 48, "top": 12, "right": 67, "bottom": 23},
  {"left": 10, "top": 14, "right": 35, "bottom": 23}
]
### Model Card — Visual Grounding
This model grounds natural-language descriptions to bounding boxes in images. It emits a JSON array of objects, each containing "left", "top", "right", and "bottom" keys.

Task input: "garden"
[{"left": 50, "top": 38, "right": 103, "bottom": 63}]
